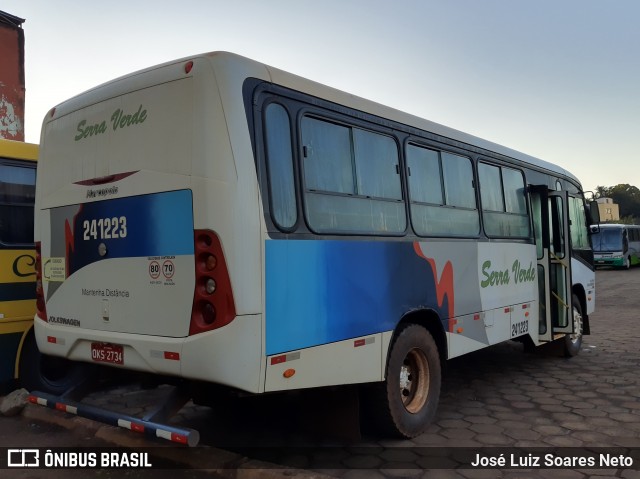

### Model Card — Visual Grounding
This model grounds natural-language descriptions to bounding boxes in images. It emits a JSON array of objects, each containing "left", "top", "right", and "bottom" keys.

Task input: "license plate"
[{"left": 91, "top": 342, "right": 124, "bottom": 365}]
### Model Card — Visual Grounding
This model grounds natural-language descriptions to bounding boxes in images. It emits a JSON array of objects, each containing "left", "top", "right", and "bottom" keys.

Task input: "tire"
[
  {"left": 563, "top": 294, "right": 583, "bottom": 357},
  {"left": 363, "top": 324, "right": 441, "bottom": 438},
  {"left": 18, "top": 332, "right": 92, "bottom": 395},
  {"left": 625, "top": 256, "right": 631, "bottom": 270}
]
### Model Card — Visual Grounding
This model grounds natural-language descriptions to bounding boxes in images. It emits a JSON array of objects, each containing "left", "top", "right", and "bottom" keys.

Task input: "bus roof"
[
  {"left": 45, "top": 51, "right": 581, "bottom": 187},
  {"left": 262, "top": 58, "right": 581, "bottom": 186},
  {"left": 0, "top": 138, "right": 38, "bottom": 162}
]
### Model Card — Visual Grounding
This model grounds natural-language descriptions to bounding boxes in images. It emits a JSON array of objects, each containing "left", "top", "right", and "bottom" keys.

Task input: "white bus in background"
[
  {"left": 592, "top": 223, "right": 640, "bottom": 269},
  {"left": 34, "top": 52, "right": 598, "bottom": 438}
]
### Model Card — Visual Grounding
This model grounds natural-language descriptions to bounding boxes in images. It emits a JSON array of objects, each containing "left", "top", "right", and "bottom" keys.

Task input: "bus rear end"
[{"left": 34, "top": 54, "right": 264, "bottom": 394}]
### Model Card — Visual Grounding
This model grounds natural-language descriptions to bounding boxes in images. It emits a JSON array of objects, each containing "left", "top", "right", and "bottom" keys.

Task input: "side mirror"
[{"left": 589, "top": 200, "right": 600, "bottom": 225}]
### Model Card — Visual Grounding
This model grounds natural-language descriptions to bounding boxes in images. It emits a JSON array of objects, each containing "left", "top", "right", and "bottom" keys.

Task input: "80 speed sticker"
[{"left": 149, "top": 261, "right": 161, "bottom": 279}]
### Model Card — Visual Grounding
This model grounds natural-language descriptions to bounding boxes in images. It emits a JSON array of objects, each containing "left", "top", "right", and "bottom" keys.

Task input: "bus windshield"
[{"left": 592, "top": 228, "right": 622, "bottom": 252}]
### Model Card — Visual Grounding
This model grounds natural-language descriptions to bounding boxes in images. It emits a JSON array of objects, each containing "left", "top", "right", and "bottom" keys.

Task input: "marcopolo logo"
[
  {"left": 74, "top": 105, "right": 147, "bottom": 141},
  {"left": 8, "top": 449, "right": 39, "bottom": 467}
]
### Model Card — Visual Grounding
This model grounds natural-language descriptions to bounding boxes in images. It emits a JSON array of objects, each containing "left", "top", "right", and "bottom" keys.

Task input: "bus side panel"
[
  {"left": 265, "top": 240, "right": 537, "bottom": 357},
  {"left": 265, "top": 240, "right": 450, "bottom": 356},
  {"left": 0, "top": 250, "right": 36, "bottom": 319},
  {"left": 265, "top": 333, "right": 382, "bottom": 392},
  {"left": 0, "top": 249, "right": 36, "bottom": 389},
  {"left": 572, "top": 258, "right": 596, "bottom": 315}
]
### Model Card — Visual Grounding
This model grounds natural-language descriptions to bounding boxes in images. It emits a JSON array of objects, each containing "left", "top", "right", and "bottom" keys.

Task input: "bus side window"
[
  {"left": 300, "top": 116, "right": 405, "bottom": 234},
  {"left": 264, "top": 103, "right": 297, "bottom": 230},
  {"left": 406, "top": 144, "right": 479, "bottom": 237},
  {"left": 0, "top": 163, "right": 36, "bottom": 244},
  {"left": 478, "top": 163, "right": 530, "bottom": 238}
]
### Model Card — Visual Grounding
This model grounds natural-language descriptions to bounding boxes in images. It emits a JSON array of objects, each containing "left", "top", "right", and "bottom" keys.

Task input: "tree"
[
  {"left": 607, "top": 184, "right": 640, "bottom": 223},
  {"left": 594, "top": 185, "right": 611, "bottom": 199}
]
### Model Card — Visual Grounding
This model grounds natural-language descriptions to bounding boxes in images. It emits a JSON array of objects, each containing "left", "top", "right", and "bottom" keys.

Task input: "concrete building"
[
  {"left": 596, "top": 197, "right": 620, "bottom": 222},
  {"left": 0, "top": 10, "right": 25, "bottom": 140}
]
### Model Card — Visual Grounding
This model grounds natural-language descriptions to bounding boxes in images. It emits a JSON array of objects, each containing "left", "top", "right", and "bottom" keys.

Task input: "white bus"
[
  {"left": 34, "top": 52, "right": 597, "bottom": 438},
  {"left": 592, "top": 223, "right": 640, "bottom": 269}
]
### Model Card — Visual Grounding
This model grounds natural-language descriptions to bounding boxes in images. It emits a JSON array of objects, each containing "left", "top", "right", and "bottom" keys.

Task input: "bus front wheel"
[
  {"left": 364, "top": 324, "right": 441, "bottom": 438},
  {"left": 563, "top": 294, "right": 583, "bottom": 357}
]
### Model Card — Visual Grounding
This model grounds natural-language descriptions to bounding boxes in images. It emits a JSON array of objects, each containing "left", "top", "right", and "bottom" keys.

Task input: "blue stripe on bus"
[
  {"left": 265, "top": 240, "right": 446, "bottom": 356},
  {"left": 0, "top": 282, "right": 36, "bottom": 301},
  {"left": 65, "top": 190, "right": 194, "bottom": 275}
]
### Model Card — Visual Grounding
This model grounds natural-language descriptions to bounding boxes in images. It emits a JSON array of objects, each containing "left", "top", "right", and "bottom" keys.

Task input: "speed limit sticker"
[
  {"left": 162, "top": 260, "right": 175, "bottom": 279},
  {"left": 149, "top": 261, "right": 161, "bottom": 279}
]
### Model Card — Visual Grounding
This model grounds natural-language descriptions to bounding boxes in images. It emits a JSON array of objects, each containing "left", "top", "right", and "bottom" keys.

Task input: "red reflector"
[
  {"left": 131, "top": 423, "right": 145, "bottom": 433},
  {"left": 504, "top": 308, "right": 510, "bottom": 313},
  {"left": 28, "top": 395, "right": 37, "bottom": 404},
  {"left": 205, "top": 254, "right": 217, "bottom": 271},
  {"left": 473, "top": 314, "right": 480, "bottom": 320},
  {"left": 354, "top": 339, "right": 365, "bottom": 347},
  {"left": 47, "top": 336, "right": 56, "bottom": 343},
  {"left": 164, "top": 352, "right": 180, "bottom": 361},
  {"left": 55, "top": 403, "right": 66, "bottom": 411},
  {"left": 522, "top": 304, "right": 529, "bottom": 309},
  {"left": 171, "top": 433, "right": 188, "bottom": 444},
  {"left": 270, "top": 355, "right": 286, "bottom": 365},
  {"left": 184, "top": 61, "right": 193, "bottom": 74}
]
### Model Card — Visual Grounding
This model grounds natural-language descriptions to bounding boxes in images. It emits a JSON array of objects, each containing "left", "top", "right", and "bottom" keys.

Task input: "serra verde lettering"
[
  {"left": 481, "top": 259, "right": 536, "bottom": 288},
  {"left": 74, "top": 105, "right": 147, "bottom": 141}
]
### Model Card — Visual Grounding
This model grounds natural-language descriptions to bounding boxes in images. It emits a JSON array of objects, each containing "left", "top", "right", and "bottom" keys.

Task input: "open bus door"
[{"left": 530, "top": 186, "right": 574, "bottom": 342}]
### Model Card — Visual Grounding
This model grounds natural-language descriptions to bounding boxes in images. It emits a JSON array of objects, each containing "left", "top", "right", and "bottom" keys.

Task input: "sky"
[{"left": 3, "top": 0, "right": 639, "bottom": 193}]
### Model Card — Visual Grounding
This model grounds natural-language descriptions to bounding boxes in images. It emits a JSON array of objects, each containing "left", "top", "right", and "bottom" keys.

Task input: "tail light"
[
  {"left": 35, "top": 241, "right": 48, "bottom": 321},
  {"left": 189, "top": 230, "right": 236, "bottom": 335}
]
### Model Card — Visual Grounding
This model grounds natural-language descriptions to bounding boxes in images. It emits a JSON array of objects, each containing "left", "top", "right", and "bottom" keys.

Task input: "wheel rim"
[
  {"left": 569, "top": 305, "right": 583, "bottom": 345},
  {"left": 399, "top": 347, "right": 429, "bottom": 413}
]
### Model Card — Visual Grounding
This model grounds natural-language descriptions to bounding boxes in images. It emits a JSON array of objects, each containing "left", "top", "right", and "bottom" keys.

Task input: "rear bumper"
[{"left": 34, "top": 314, "right": 263, "bottom": 393}]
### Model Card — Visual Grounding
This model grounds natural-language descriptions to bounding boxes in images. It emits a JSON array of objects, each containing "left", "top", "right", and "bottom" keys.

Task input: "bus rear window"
[{"left": 0, "top": 163, "right": 36, "bottom": 244}]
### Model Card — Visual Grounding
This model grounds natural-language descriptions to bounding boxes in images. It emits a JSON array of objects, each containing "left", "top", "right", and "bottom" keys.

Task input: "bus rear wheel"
[
  {"left": 364, "top": 324, "right": 441, "bottom": 438},
  {"left": 18, "top": 332, "right": 92, "bottom": 395}
]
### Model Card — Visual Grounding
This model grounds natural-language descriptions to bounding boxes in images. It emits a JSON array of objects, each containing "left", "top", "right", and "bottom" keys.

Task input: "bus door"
[{"left": 530, "top": 186, "right": 574, "bottom": 341}]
